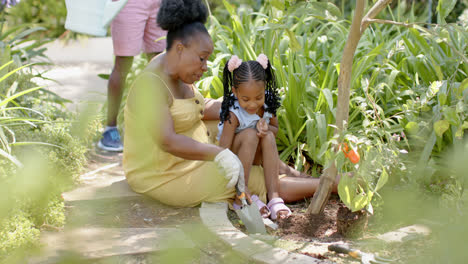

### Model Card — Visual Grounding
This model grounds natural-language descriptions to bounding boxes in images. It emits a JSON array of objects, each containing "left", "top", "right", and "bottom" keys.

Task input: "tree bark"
[{"left": 307, "top": 0, "right": 393, "bottom": 215}]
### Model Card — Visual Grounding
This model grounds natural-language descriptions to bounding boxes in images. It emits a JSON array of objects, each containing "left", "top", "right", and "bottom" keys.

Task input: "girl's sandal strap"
[
  {"left": 267, "top": 197, "right": 291, "bottom": 220},
  {"left": 251, "top": 195, "right": 271, "bottom": 218}
]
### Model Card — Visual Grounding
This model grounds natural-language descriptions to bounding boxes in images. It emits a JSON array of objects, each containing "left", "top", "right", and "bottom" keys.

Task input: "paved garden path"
[
  {"left": 30, "top": 37, "right": 333, "bottom": 264},
  {"left": 31, "top": 150, "right": 252, "bottom": 263}
]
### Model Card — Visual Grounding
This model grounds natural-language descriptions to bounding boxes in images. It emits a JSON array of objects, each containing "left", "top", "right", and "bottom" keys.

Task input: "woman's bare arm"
[
  {"left": 218, "top": 112, "right": 239, "bottom": 149},
  {"left": 202, "top": 97, "right": 222, "bottom": 120}
]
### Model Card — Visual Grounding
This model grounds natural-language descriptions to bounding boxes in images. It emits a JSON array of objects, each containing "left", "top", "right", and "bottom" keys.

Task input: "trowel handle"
[
  {"left": 328, "top": 244, "right": 361, "bottom": 259},
  {"left": 235, "top": 159, "right": 246, "bottom": 193}
]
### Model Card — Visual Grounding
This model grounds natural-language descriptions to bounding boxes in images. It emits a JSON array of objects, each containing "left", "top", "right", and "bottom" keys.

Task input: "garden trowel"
[{"left": 234, "top": 165, "right": 267, "bottom": 234}]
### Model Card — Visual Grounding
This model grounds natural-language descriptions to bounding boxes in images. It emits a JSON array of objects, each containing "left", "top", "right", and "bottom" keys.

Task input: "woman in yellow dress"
[{"left": 123, "top": 0, "right": 328, "bottom": 220}]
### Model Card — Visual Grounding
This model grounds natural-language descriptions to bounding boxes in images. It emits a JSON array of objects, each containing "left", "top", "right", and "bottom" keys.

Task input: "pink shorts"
[{"left": 111, "top": 0, "right": 167, "bottom": 56}]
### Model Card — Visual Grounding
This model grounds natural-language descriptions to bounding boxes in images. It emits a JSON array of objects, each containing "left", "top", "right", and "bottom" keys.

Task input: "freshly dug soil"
[
  {"left": 228, "top": 194, "right": 351, "bottom": 242},
  {"left": 336, "top": 205, "right": 369, "bottom": 238},
  {"left": 276, "top": 194, "right": 345, "bottom": 242}
]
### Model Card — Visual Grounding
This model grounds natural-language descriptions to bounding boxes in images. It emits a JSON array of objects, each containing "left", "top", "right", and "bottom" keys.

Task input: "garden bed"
[
  {"left": 228, "top": 193, "right": 436, "bottom": 263},
  {"left": 228, "top": 194, "right": 355, "bottom": 261}
]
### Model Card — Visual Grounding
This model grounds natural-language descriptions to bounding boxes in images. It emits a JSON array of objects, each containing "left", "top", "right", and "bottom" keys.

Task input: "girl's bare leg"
[
  {"left": 259, "top": 131, "right": 280, "bottom": 201},
  {"left": 231, "top": 129, "right": 271, "bottom": 215},
  {"left": 259, "top": 131, "right": 291, "bottom": 218},
  {"left": 231, "top": 128, "right": 259, "bottom": 187},
  {"left": 279, "top": 161, "right": 308, "bottom": 177},
  {"left": 278, "top": 175, "right": 340, "bottom": 203}
]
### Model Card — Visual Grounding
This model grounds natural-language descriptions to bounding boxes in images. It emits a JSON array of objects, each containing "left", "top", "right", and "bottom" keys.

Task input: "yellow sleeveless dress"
[{"left": 123, "top": 72, "right": 267, "bottom": 207}]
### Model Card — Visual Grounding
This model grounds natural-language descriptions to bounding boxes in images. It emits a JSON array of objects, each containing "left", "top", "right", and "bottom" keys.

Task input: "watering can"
[{"left": 65, "top": 0, "right": 129, "bottom": 37}]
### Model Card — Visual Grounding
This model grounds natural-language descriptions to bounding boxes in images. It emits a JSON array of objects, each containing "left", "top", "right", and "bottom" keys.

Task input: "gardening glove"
[{"left": 214, "top": 149, "right": 242, "bottom": 189}]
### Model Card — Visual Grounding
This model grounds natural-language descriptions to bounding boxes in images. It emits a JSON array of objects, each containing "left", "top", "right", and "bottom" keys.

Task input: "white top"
[{"left": 217, "top": 100, "right": 273, "bottom": 141}]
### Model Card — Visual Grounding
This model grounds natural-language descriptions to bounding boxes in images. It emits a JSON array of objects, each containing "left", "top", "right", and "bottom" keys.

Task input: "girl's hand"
[{"left": 256, "top": 118, "right": 269, "bottom": 138}]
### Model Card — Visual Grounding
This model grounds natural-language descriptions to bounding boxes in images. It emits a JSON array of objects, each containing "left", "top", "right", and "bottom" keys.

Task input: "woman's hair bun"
[{"left": 157, "top": 0, "right": 208, "bottom": 32}]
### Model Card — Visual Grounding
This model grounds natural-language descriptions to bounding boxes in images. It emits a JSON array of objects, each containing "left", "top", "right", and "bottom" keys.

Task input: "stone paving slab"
[
  {"left": 44, "top": 37, "right": 114, "bottom": 64},
  {"left": 62, "top": 176, "right": 141, "bottom": 202},
  {"left": 33, "top": 62, "right": 110, "bottom": 112},
  {"left": 251, "top": 246, "right": 331, "bottom": 264},
  {"left": 31, "top": 227, "right": 194, "bottom": 263},
  {"left": 376, "top": 224, "right": 430, "bottom": 243},
  {"left": 200, "top": 202, "right": 326, "bottom": 263}
]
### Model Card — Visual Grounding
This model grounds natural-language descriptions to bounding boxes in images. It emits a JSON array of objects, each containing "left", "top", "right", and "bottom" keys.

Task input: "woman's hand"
[
  {"left": 214, "top": 149, "right": 242, "bottom": 188},
  {"left": 256, "top": 118, "right": 269, "bottom": 138}
]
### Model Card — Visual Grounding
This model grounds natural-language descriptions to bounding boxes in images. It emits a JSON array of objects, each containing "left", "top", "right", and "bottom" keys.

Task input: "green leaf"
[
  {"left": 405, "top": 121, "right": 419, "bottom": 134},
  {"left": 10, "top": 142, "right": 64, "bottom": 149},
  {"left": 285, "top": 29, "right": 301, "bottom": 52},
  {"left": 223, "top": 0, "right": 235, "bottom": 15},
  {"left": 375, "top": 168, "right": 388, "bottom": 192},
  {"left": 429, "top": 81, "right": 442, "bottom": 97},
  {"left": 420, "top": 132, "right": 437, "bottom": 163},
  {"left": 455, "top": 127, "right": 464, "bottom": 139},
  {"left": 316, "top": 114, "right": 327, "bottom": 145},
  {"left": 306, "top": 2, "right": 341, "bottom": 21},
  {"left": 438, "top": 93, "right": 447, "bottom": 106},
  {"left": 434, "top": 120, "right": 450, "bottom": 137},
  {"left": 336, "top": 152, "right": 345, "bottom": 171},
  {"left": 97, "top": 74, "right": 110, "bottom": 80},
  {"left": 457, "top": 78, "right": 468, "bottom": 98},
  {"left": 8, "top": 27, "right": 46, "bottom": 44},
  {"left": 321, "top": 88, "right": 334, "bottom": 113},
  {"left": 0, "top": 148, "right": 22, "bottom": 167},
  {"left": 351, "top": 193, "right": 368, "bottom": 212},
  {"left": 443, "top": 107, "right": 459, "bottom": 126},
  {"left": 462, "top": 121, "right": 468, "bottom": 129},
  {"left": 271, "top": 0, "right": 285, "bottom": 10},
  {"left": 437, "top": 0, "right": 457, "bottom": 24},
  {"left": 0, "top": 63, "right": 33, "bottom": 84},
  {"left": 338, "top": 173, "right": 356, "bottom": 207},
  {"left": 0, "top": 86, "right": 42, "bottom": 108}
]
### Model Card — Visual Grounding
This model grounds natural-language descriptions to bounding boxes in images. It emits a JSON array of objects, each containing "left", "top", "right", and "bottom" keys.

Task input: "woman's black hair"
[
  {"left": 157, "top": 0, "right": 209, "bottom": 50},
  {"left": 220, "top": 58, "right": 281, "bottom": 124}
]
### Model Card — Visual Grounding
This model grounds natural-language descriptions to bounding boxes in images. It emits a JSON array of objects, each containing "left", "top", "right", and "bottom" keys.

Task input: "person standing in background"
[{"left": 98, "top": 0, "right": 166, "bottom": 152}]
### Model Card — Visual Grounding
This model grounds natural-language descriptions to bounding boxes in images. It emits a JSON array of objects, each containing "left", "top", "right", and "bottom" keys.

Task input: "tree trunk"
[{"left": 307, "top": 0, "right": 393, "bottom": 215}]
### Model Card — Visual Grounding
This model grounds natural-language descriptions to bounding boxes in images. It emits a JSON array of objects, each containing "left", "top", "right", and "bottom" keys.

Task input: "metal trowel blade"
[{"left": 235, "top": 204, "right": 267, "bottom": 234}]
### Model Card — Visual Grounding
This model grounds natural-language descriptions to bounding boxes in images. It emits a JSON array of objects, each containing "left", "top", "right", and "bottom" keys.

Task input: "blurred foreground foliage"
[{"left": 0, "top": 3, "right": 101, "bottom": 261}]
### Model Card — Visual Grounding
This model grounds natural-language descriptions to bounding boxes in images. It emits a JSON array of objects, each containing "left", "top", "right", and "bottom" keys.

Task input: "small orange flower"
[{"left": 341, "top": 143, "right": 360, "bottom": 164}]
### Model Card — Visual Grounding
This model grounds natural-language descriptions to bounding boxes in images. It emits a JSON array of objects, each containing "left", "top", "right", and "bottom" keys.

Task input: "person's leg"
[
  {"left": 106, "top": 56, "right": 134, "bottom": 127},
  {"left": 98, "top": 56, "right": 134, "bottom": 152},
  {"left": 279, "top": 160, "right": 309, "bottom": 177},
  {"left": 259, "top": 132, "right": 280, "bottom": 201},
  {"left": 257, "top": 131, "right": 292, "bottom": 219},
  {"left": 230, "top": 128, "right": 259, "bottom": 190},
  {"left": 100, "top": 0, "right": 147, "bottom": 151},
  {"left": 230, "top": 129, "right": 272, "bottom": 216},
  {"left": 278, "top": 174, "right": 340, "bottom": 203},
  {"left": 278, "top": 176, "right": 320, "bottom": 203}
]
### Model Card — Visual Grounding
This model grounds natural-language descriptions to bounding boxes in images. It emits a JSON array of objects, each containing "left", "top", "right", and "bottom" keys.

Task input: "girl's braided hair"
[{"left": 220, "top": 57, "right": 280, "bottom": 124}]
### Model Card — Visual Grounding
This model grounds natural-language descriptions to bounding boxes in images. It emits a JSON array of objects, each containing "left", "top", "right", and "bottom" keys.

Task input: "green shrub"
[
  {"left": 0, "top": 209, "right": 40, "bottom": 258},
  {"left": 7, "top": 0, "right": 68, "bottom": 39},
  {"left": 202, "top": 0, "right": 468, "bottom": 212},
  {"left": 0, "top": 4, "right": 97, "bottom": 259}
]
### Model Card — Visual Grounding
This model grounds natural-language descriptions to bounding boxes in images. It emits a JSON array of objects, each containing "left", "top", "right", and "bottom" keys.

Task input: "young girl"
[{"left": 217, "top": 54, "right": 291, "bottom": 220}]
